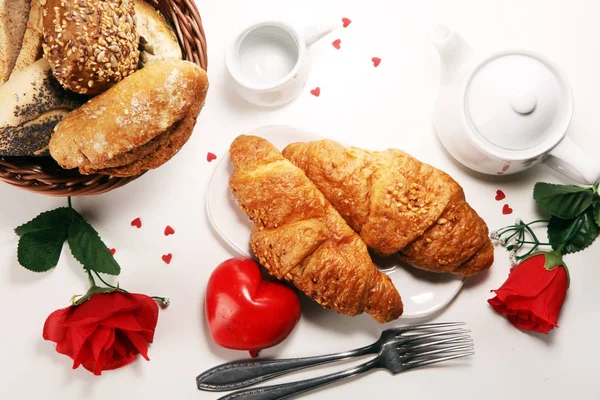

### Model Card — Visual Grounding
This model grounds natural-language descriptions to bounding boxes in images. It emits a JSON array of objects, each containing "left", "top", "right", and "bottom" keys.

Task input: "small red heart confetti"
[
  {"left": 109, "top": 248, "right": 116, "bottom": 256},
  {"left": 502, "top": 204, "right": 513, "bottom": 215},
  {"left": 131, "top": 217, "right": 142, "bottom": 229},
  {"left": 372, "top": 57, "right": 382, "bottom": 67},
  {"left": 495, "top": 190, "right": 506, "bottom": 201},
  {"left": 502, "top": 164, "right": 510, "bottom": 172},
  {"left": 207, "top": 152, "right": 217, "bottom": 162},
  {"left": 310, "top": 87, "right": 321, "bottom": 97},
  {"left": 342, "top": 17, "right": 352, "bottom": 28},
  {"left": 164, "top": 225, "right": 175, "bottom": 236},
  {"left": 332, "top": 39, "right": 341, "bottom": 49},
  {"left": 162, "top": 254, "right": 173, "bottom": 265}
]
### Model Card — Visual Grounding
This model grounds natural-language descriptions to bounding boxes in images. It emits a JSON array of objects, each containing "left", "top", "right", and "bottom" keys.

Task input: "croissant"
[
  {"left": 282, "top": 139, "right": 494, "bottom": 276},
  {"left": 229, "top": 135, "right": 403, "bottom": 323}
]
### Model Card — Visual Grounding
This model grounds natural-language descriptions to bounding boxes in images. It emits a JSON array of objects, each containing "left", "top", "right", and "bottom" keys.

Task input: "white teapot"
[{"left": 430, "top": 25, "right": 600, "bottom": 184}]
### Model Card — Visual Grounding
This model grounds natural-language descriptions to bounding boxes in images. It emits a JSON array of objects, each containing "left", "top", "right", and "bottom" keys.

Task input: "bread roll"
[
  {"left": 41, "top": 0, "right": 139, "bottom": 95},
  {"left": 12, "top": 0, "right": 43, "bottom": 74},
  {"left": 49, "top": 60, "right": 208, "bottom": 176},
  {"left": 134, "top": 0, "right": 182, "bottom": 67},
  {"left": 0, "top": 0, "right": 31, "bottom": 83},
  {"left": 0, "top": 58, "right": 86, "bottom": 156}
]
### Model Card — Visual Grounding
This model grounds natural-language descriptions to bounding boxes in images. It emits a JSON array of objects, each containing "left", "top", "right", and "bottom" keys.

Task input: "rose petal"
[
  {"left": 66, "top": 293, "right": 139, "bottom": 326},
  {"left": 122, "top": 331, "right": 150, "bottom": 361},
  {"left": 73, "top": 340, "right": 94, "bottom": 371},
  {"left": 129, "top": 293, "right": 159, "bottom": 333},
  {"left": 43, "top": 307, "right": 71, "bottom": 342},
  {"left": 493, "top": 255, "right": 557, "bottom": 299},
  {"left": 88, "top": 326, "right": 112, "bottom": 367}
]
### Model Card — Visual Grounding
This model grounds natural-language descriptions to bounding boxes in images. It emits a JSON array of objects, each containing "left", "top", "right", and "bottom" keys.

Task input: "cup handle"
[
  {"left": 544, "top": 135, "right": 600, "bottom": 184},
  {"left": 304, "top": 23, "right": 335, "bottom": 47}
]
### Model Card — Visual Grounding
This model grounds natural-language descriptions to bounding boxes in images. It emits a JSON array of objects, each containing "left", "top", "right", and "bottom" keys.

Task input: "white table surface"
[{"left": 1, "top": 0, "right": 599, "bottom": 399}]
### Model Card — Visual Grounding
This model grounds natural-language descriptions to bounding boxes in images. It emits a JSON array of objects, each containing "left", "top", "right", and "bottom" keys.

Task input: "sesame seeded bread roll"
[
  {"left": 49, "top": 59, "right": 209, "bottom": 176},
  {"left": 41, "top": 0, "right": 139, "bottom": 95}
]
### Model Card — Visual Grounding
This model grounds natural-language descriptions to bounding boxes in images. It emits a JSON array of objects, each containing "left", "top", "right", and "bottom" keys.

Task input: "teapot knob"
[{"left": 510, "top": 90, "right": 537, "bottom": 115}]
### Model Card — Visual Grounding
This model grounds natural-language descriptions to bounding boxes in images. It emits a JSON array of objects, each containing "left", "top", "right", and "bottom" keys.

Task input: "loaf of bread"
[
  {"left": 0, "top": 58, "right": 86, "bottom": 156},
  {"left": 134, "top": 0, "right": 182, "bottom": 67},
  {"left": 41, "top": 0, "right": 139, "bottom": 95},
  {"left": 49, "top": 60, "right": 208, "bottom": 176},
  {"left": 0, "top": 0, "right": 31, "bottom": 83},
  {"left": 12, "top": 0, "right": 43, "bottom": 74}
]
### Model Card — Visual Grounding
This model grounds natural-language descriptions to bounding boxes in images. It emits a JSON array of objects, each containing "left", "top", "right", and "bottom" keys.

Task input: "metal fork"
[
  {"left": 216, "top": 331, "right": 474, "bottom": 400},
  {"left": 197, "top": 322, "right": 467, "bottom": 392}
]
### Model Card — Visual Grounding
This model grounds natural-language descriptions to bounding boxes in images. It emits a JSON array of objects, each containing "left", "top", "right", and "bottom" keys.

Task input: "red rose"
[
  {"left": 488, "top": 251, "right": 568, "bottom": 334},
  {"left": 43, "top": 291, "right": 159, "bottom": 375}
]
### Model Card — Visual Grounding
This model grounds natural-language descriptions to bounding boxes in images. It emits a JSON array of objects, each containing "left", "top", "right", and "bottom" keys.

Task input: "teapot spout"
[{"left": 430, "top": 25, "right": 473, "bottom": 83}]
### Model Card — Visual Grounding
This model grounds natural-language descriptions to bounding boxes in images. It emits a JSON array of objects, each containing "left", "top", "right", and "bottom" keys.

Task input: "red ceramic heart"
[
  {"left": 495, "top": 190, "right": 506, "bottom": 201},
  {"left": 207, "top": 152, "right": 217, "bottom": 162},
  {"left": 130, "top": 217, "right": 142, "bottom": 228},
  {"left": 162, "top": 254, "right": 172, "bottom": 264},
  {"left": 164, "top": 225, "right": 175, "bottom": 236},
  {"left": 109, "top": 248, "right": 116, "bottom": 256},
  {"left": 310, "top": 87, "right": 321, "bottom": 97},
  {"left": 205, "top": 258, "right": 301, "bottom": 357},
  {"left": 342, "top": 17, "right": 352, "bottom": 28},
  {"left": 372, "top": 57, "right": 381, "bottom": 67},
  {"left": 332, "top": 39, "right": 341, "bottom": 49},
  {"left": 502, "top": 204, "right": 513, "bottom": 215}
]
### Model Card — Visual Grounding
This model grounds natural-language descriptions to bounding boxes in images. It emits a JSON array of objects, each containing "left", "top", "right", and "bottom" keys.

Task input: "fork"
[
  {"left": 216, "top": 331, "right": 474, "bottom": 400},
  {"left": 197, "top": 322, "right": 467, "bottom": 392}
]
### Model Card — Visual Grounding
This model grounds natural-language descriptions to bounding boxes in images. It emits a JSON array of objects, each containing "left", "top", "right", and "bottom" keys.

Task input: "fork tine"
[
  {"left": 401, "top": 328, "right": 471, "bottom": 343},
  {"left": 407, "top": 344, "right": 474, "bottom": 359},
  {"left": 405, "top": 351, "right": 475, "bottom": 370},
  {"left": 407, "top": 335, "right": 473, "bottom": 350},
  {"left": 390, "top": 322, "right": 466, "bottom": 334}
]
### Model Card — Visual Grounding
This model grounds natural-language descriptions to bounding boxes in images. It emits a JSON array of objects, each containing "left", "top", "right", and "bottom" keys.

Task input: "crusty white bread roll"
[
  {"left": 0, "top": 58, "right": 86, "bottom": 156},
  {"left": 41, "top": 0, "right": 139, "bottom": 95},
  {"left": 49, "top": 60, "right": 209, "bottom": 176},
  {"left": 0, "top": 0, "right": 31, "bottom": 83},
  {"left": 134, "top": 0, "right": 182, "bottom": 67}
]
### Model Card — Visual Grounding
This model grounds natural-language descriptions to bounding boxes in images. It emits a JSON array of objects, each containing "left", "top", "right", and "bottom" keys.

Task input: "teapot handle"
[{"left": 544, "top": 135, "right": 600, "bottom": 185}]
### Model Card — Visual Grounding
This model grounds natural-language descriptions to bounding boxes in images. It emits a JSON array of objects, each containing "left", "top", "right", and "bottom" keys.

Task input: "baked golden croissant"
[
  {"left": 282, "top": 139, "right": 494, "bottom": 276},
  {"left": 229, "top": 135, "right": 403, "bottom": 323}
]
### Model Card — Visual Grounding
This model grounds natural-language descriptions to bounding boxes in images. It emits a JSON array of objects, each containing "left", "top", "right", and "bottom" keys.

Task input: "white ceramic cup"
[{"left": 225, "top": 21, "right": 334, "bottom": 107}]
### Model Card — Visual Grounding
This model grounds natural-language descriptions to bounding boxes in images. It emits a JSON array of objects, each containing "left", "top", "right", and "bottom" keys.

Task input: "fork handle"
[
  {"left": 197, "top": 346, "right": 374, "bottom": 392},
  {"left": 217, "top": 358, "right": 379, "bottom": 400}
]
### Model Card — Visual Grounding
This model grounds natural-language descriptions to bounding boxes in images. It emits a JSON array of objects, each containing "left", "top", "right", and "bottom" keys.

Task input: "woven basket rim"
[{"left": 0, "top": 0, "right": 207, "bottom": 196}]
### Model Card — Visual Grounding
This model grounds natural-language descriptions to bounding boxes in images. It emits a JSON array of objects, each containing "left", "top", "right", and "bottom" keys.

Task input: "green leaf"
[
  {"left": 14, "top": 208, "right": 72, "bottom": 272},
  {"left": 533, "top": 182, "right": 595, "bottom": 219},
  {"left": 594, "top": 198, "right": 600, "bottom": 228},
  {"left": 17, "top": 229, "right": 67, "bottom": 272},
  {"left": 67, "top": 212, "right": 121, "bottom": 276},
  {"left": 548, "top": 208, "right": 599, "bottom": 254},
  {"left": 15, "top": 207, "right": 73, "bottom": 236}
]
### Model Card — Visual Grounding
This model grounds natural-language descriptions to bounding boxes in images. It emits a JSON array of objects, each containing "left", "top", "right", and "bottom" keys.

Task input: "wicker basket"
[{"left": 0, "top": 0, "right": 208, "bottom": 196}]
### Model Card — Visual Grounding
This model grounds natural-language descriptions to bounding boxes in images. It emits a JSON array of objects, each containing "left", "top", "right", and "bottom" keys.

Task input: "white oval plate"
[{"left": 206, "top": 125, "right": 464, "bottom": 319}]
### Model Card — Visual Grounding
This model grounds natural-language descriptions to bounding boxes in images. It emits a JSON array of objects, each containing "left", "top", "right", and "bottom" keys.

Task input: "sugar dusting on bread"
[{"left": 49, "top": 60, "right": 208, "bottom": 171}]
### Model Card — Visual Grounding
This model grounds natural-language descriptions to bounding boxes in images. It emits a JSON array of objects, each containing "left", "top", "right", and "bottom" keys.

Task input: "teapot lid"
[{"left": 465, "top": 51, "right": 573, "bottom": 153}]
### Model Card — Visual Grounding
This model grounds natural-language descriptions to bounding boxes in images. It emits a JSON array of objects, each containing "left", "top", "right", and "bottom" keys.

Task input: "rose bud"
[
  {"left": 488, "top": 251, "right": 569, "bottom": 334},
  {"left": 43, "top": 291, "right": 159, "bottom": 375}
]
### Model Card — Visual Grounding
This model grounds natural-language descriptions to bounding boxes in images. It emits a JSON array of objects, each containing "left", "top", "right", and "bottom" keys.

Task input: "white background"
[{"left": 1, "top": 0, "right": 599, "bottom": 399}]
